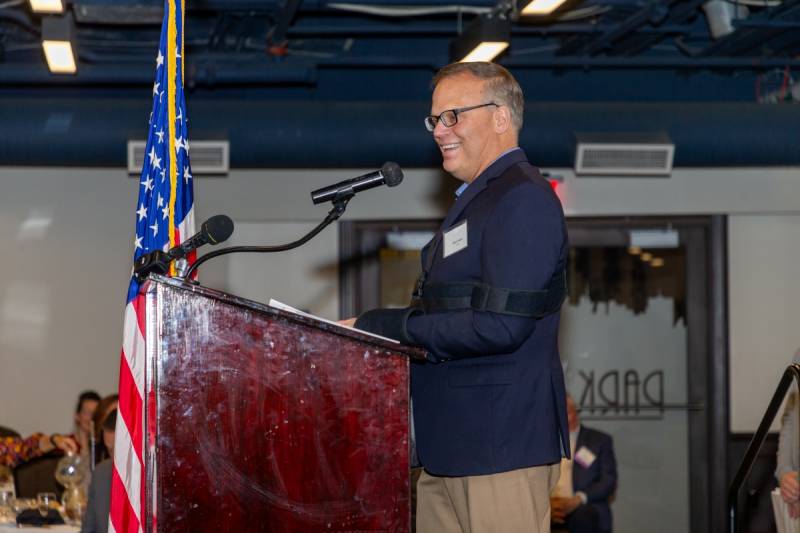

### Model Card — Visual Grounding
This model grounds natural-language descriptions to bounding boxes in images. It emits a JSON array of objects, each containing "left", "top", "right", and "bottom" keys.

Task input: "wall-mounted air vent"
[
  {"left": 574, "top": 133, "right": 674, "bottom": 176},
  {"left": 127, "top": 140, "right": 229, "bottom": 175}
]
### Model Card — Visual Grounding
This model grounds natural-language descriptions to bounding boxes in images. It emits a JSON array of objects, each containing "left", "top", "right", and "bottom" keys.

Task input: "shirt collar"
[{"left": 454, "top": 146, "right": 522, "bottom": 197}]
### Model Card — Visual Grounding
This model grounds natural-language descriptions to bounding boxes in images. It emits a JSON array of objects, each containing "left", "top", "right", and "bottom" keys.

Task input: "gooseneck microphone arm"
[{"left": 183, "top": 194, "right": 352, "bottom": 279}]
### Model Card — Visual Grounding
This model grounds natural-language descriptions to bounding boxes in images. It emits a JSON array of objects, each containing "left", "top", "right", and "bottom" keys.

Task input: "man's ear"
[{"left": 494, "top": 105, "right": 511, "bottom": 134}]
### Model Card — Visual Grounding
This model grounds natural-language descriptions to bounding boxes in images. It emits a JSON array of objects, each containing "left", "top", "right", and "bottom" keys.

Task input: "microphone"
[
  {"left": 311, "top": 162, "right": 403, "bottom": 205},
  {"left": 133, "top": 214, "right": 234, "bottom": 282},
  {"left": 169, "top": 214, "right": 234, "bottom": 259}
]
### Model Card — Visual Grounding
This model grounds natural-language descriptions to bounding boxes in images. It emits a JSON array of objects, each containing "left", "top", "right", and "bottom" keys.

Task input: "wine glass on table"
[
  {"left": 37, "top": 492, "right": 56, "bottom": 518},
  {"left": 0, "top": 490, "right": 13, "bottom": 523}
]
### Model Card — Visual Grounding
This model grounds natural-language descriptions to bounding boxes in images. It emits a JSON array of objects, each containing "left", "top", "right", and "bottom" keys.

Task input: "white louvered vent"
[
  {"left": 574, "top": 134, "right": 674, "bottom": 176},
  {"left": 127, "top": 140, "right": 229, "bottom": 175}
]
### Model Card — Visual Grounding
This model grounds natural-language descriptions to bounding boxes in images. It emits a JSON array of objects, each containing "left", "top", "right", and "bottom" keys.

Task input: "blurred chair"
[
  {"left": 14, "top": 454, "right": 63, "bottom": 499},
  {"left": 0, "top": 426, "right": 20, "bottom": 438}
]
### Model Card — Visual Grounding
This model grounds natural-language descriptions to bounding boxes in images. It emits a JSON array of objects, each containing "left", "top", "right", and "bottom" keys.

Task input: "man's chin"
[{"left": 441, "top": 159, "right": 460, "bottom": 177}]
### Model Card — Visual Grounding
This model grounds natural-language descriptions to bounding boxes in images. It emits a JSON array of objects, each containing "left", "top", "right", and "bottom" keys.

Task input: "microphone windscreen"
[
  {"left": 203, "top": 214, "right": 235, "bottom": 244},
  {"left": 381, "top": 161, "right": 404, "bottom": 187}
]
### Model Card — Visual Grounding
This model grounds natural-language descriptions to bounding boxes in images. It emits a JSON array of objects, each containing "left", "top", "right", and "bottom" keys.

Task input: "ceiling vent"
[
  {"left": 574, "top": 133, "right": 674, "bottom": 176},
  {"left": 73, "top": 4, "right": 162, "bottom": 25},
  {"left": 127, "top": 140, "right": 230, "bottom": 175}
]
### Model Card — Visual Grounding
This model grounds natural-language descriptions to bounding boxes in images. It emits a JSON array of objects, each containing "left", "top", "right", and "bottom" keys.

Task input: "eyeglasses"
[{"left": 424, "top": 102, "right": 498, "bottom": 132}]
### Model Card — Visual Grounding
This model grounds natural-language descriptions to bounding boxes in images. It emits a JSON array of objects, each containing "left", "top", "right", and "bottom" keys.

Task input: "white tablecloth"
[{"left": 0, "top": 524, "right": 78, "bottom": 532}]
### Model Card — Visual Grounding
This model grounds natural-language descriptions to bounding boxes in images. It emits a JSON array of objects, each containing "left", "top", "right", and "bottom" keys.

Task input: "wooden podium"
[{"left": 141, "top": 276, "right": 418, "bottom": 532}]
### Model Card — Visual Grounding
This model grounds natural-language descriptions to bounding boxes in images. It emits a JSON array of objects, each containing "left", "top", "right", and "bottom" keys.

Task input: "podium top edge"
[{"left": 142, "top": 275, "right": 425, "bottom": 358}]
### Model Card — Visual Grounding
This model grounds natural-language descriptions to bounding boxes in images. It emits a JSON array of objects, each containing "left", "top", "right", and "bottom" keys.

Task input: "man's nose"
[{"left": 432, "top": 119, "right": 449, "bottom": 138}]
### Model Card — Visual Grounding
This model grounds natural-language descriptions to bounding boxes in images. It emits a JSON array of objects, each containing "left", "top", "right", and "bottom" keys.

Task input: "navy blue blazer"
[
  {"left": 357, "top": 148, "right": 570, "bottom": 477},
  {"left": 573, "top": 426, "right": 617, "bottom": 533}
]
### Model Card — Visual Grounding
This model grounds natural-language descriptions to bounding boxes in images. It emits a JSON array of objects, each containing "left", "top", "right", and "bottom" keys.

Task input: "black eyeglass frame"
[{"left": 424, "top": 102, "right": 499, "bottom": 132}]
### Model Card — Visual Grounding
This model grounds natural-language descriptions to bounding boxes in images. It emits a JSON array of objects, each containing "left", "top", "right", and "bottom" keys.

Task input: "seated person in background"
[
  {"left": 1, "top": 433, "right": 77, "bottom": 468},
  {"left": 73, "top": 391, "right": 100, "bottom": 459},
  {"left": 82, "top": 409, "right": 116, "bottom": 533},
  {"left": 776, "top": 349, "right": 800, "bottom": 518},
  {"left": 551, "top": 395, "right": 617, "bottom": 533}
]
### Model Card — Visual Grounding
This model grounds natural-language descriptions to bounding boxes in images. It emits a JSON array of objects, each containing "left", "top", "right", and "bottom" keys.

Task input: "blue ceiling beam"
[{"left": 1, "top": 98, "right": 798, "bottom": 168}]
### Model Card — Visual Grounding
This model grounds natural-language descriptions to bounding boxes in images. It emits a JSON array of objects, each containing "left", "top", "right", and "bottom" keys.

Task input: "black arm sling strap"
[{"left": 411, "top": 227, "right": 566, "bottom": 318}]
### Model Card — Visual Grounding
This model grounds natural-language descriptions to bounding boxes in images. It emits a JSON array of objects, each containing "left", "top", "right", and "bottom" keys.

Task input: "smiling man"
[{"left": 353, "top": 62, "right": 570, "bottom": 532}]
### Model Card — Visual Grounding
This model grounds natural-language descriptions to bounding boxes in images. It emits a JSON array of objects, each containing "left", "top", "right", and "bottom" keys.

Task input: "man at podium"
[{"left": 351, "top": 61, "right": 570, "bottom": 533}]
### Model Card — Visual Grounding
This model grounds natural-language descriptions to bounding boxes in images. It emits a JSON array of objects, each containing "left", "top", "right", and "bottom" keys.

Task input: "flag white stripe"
[
  {"left": 113, "top": 401, "right": 144, "bottom": 528},
  {"left": 122, "top": 302, "right": 146, "bottom": 398},
  {"left": 177, "top": 205, "right": 195, "bottom": 241}
]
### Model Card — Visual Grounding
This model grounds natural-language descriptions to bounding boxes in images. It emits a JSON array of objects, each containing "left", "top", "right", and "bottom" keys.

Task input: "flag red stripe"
[
  {"left": 118, "top": 351, "right": 144, "bottom": 461},
  {"left": 133, "top": 293, "right": 146, "bottom": 342},
  {"left": 110, "top": 465, "right": 141, "bottom": 533}
]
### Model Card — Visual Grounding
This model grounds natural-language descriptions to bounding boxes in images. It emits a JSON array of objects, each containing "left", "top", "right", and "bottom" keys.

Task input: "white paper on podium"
[
  {"left": 772, "top": 489, "right": 800, "bottom": 533},
  {"left": 268, "top": 299, "right": 400, "bottom": 344}
]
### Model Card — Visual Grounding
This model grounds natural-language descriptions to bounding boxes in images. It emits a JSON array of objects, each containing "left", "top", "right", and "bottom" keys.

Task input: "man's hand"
[
  {"left": 780, "top": 471, "right": 800, "bottom": 504},
  {"left": 563, "top": 495, "right": 582, "bottom": 514},
  {"left": 338, "top": 317, "right": 357, "bottom": 327},
  {"left": 551, "top": 495, "right": 582, "bottom": 524},
  {"left": 550, "top": 497, "right": 567, "bottom": 523},
  {"left": 790, "top": 502, "right": 800, "bottom": 519}
]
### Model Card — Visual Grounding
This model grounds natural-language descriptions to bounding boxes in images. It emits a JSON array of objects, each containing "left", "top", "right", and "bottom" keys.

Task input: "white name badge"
[
  {"left": 443, "top": 220, "right": 468, "bottom": 258},
  {"left": 575, "top": 446, "right": 597, "bottom": 468}
]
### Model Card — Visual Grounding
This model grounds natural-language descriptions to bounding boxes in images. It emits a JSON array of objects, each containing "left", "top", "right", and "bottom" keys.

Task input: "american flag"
[{"left": 110, "top": 1, "right": 194, "bottom": 531}]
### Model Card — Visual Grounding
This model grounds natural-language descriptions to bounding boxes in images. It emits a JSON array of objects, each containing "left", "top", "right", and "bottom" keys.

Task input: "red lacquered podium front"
[{"left": 142, "top": 276, "right": 419, "bottom": 532}]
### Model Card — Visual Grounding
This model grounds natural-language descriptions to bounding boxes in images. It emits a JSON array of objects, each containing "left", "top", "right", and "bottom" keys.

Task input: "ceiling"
[
  {"left": 1, "top": 0, "right": 799, "bottom": 167},
  {"left": 2, "top": 0, "right": 799, "bottom": 97}
]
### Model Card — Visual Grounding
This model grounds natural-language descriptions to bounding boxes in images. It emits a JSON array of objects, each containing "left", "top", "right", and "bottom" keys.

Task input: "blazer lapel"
[{"left": 440, "top": 148, "right": 528, "bottom": 230}]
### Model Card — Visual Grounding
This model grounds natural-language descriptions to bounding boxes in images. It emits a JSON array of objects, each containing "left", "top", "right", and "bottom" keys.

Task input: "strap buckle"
[{"left": 470, "top": 284, "right": 491, "bottom": 312}]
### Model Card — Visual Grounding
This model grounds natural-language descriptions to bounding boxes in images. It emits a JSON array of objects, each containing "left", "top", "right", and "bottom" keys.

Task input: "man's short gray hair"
[{"left": 432, "top": 62, "right": 524, "bottom": 131}]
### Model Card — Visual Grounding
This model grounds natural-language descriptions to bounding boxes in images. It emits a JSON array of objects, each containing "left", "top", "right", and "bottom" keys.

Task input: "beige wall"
[
  {"left": 0, "top": 165, "right": 798, "bottom": 435},
  {"left": 728, "top": 214, "right": 800, "bottom": 432}
]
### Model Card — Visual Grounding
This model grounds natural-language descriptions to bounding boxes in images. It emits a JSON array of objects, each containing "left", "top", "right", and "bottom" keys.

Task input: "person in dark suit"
[
  {"left": 551, "top": 395, "right": 617, "bottom": 533},
  {"left": 346, "top": 61, "right": 570, "bottom": 532}
]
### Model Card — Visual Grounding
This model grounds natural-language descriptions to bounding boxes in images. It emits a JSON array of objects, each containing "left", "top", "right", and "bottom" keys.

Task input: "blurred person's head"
[
  {"left": 566, "top": 394, "right": 580, "bottom": 432},
  {"left": 74, "top": 391, "right": 101, "bottom": 435},
  {"left": 102, "top": 409, "right": 117, "bottom": 457}
]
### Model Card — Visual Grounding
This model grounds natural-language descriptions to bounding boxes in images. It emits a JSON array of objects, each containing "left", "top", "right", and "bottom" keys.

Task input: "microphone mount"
[{"left": 182, "top": 195, "right": 352, "bottom": 280}]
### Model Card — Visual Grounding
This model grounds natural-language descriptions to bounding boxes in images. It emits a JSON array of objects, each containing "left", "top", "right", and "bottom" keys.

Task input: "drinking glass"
[
  {"left": 36, "top": 492, "right": 56, "bottom": 518},
  {"left": 0, "top": 490, "right": 13, "bottom": 522}
]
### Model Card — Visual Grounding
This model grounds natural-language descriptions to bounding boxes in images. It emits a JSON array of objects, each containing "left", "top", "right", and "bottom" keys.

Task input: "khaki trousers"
[{"left": 416, "top": 464, "right": 560, "bottom": 533}]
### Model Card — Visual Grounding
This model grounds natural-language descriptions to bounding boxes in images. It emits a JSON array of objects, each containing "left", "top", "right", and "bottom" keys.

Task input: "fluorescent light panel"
[
  {"left": 460, "top": 42, "right": 509, "bottom": 62},
  {"left": 450, "top": 15, "right": 510, "bottom": 63},
  {"left": 30, "top": 0, "right": 63, "bottom": 13},
  {"left": 42, "top": 40, "right": 76, "bottom": 73},
  {"left": 520, "top": 0, "right": 568, "bottom": 15}
]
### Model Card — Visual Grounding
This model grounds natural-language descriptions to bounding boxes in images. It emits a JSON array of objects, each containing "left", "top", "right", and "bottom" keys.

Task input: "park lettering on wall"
[{"left": 576, "top": 369, "right": 693, "bottom": 421}]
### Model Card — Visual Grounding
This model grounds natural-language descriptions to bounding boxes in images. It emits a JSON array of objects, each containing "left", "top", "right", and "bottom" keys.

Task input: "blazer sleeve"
[
  {"left": 401, "top": 182, "right": 566, "bottom": 362},
  {"left": 582, "top": 432, "right": 618, "bottom": 504},
  {"left": 776, "top": 387, "right": 799, "bottom": 480}
]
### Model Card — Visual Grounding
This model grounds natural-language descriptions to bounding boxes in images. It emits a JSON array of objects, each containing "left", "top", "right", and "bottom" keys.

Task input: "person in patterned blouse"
[{"left": 1, "top": 433, "right": 77, "bottom": 468}]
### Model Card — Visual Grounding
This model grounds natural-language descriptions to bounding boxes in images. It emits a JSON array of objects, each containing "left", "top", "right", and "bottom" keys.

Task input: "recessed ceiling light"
[
  {"left": 520, "top": 0, "right": 568, "bottom": 16},
  {"left": 41, "top": 13, "right": 76, "bottom": 74},
  {"left": 30, "top": 0, "right": 63, "bottom": 14},
  {"left": 42, "top": 40, "right": 76, "bottom": 73},
  {"left": 450, "top": 15, "right": 510, "bottom": 63}
]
